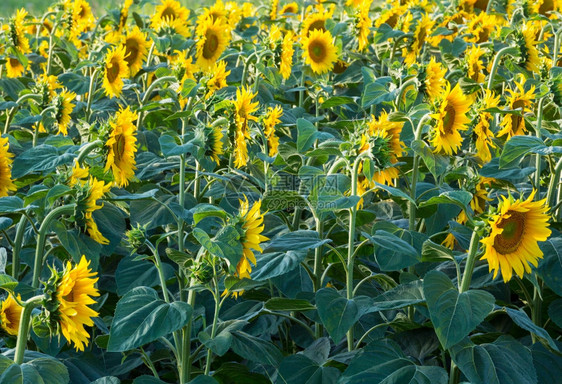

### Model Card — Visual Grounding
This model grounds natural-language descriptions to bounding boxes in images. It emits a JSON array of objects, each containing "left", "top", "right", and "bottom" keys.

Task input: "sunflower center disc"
[
  {"left": 443, "top": 104, "right": 456, "bottom": 134},
  {"left": 512, "top": 99, "right": 526, "bottom": 132},
  {"left": 161, "top": 7, "right": 176, "bottom": 19},
  {"left": 309, "top": 21, "right": 325, "bottom": 33},
  {"left": 494, "top": 211, "right": 526, "bottom": 254},
  {"left": 309, "top": 42, "right": 326, "bottom": 62},
  {"left": 114, "top": 133, "right": 126, "bottom": 164},
  {"left": 107, "top": 59, "right": 121, "bottom": 83},
  {"left": 203, "top": 33, "right": 219, "bottom": 59},
  {"left": 125, "top": 39, "right": 140, "bottom": 66}
]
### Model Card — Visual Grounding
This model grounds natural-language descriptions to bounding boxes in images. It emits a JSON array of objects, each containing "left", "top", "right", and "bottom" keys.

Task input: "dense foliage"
[{"left": 0, "top": 0, "right": 561, "bottom": 383}]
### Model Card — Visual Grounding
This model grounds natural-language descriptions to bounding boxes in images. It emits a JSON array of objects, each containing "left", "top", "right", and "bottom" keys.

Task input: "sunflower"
[
  {"left": 481, "top": 190, "right": 551, "bottom": 282},
  {"left": 280, "top": 2, "right": 299, "bottom": 15},
  {"left": 102, "top": 45, "right": 129, "bottom": 99},
  {"left": 301, "top": 13, "right": 329, "bottom": 37},
  {"left": 374, "top": 5, "right": 406, "bottom": 28},
  {"left": 466, "top": 13, "right": 499, "bottom": 44},
  {"left": 195, "top": 16, "right": 230, "bottom": 70},
  {"left": 69, "top": 162, "right": 90, "bottom": 187},
  {"left": 206, "top": 60, "right": 231, "bottom": 98},
  {"left": 5, "top": 57, "right": 26, "bottom": 78},
  {"left": 465, "top": 45, "right": 486, "bottom": 83},
  {"left": 0, "top": 294, "right": 23, "bottom": 336},
  {"left": 473, "top": 90, "right": 500, "bottom": 163},
  {"left": 0, "top": 137, "right": 16, "bottom": 198},
  {"left": 498, "top": 77, "right": 535, "bottom": 139},
  {"left": 151, "top": 0, "right": 190, "bottom": 37},
  {"left": 35, "top": 74, "right": 62, "bottom": 106},
  {"left": 264, "top": 105, "right": 283, "bottom": 157},
  {"left": 53, "top": 89, "right": 76, "bottom": 136},
  {"left": 280, "top": 31, "right": 295, "bottom": 80},
  {"left": 56, "top": 255, "right": 100, "bottom": 351},
  {"left": 206, "top": 127, "right": 224, "bottom": 164},
  {"left": 517, "top": 22, "right": 540, "bottom": 74},
  {"left": 234, "top": 128, "right": 249, "bottom": 168},
  {"left": 430, "top": 83, "right": 471, "bottom": 155},
  {"left": 71, "top": 0, "right": 95, "bottom": 33},
  {"left": 356, "top": 0, "right": 372, "bottom": 51},
  {"left": 422, "top": 57, "right": 447, "bottom": 100},
  {"left": 403, "top": 13, "right": 434, "bottom": 65},
  {"left": 82, "top": 177, "right": 112, "bottom": 244},
  {"left": 367, "top": 111, "right": 405, "bottom": 185},
  {"left": 118, "top": 0, "right": 134, "bottom": 31},
  {"left": 233, "top": 86, "right": 259, "bottom": 133},
  {"left": 270, "top": 0, "right": 279, "bottom": 20},
  {"left": 198, "top": 0, "right": 228, "bottom": 24},
  {"left": 236, "top": 196, "right": 268, "bottom": 279},
  {"left": 9, "top": 9, "right": 30, "bottom": 54},
  {"left": 123, "top": 27, "right": 149, "bottom": 76},
  {"left": 302, "top": 29, "right": 339, "bottom": 75},
  {"left": 530, "top": 0, "right": 558, "bottom": 17},
  {"left": 105, "top": 107, "right": 138, "bottom": 187}
]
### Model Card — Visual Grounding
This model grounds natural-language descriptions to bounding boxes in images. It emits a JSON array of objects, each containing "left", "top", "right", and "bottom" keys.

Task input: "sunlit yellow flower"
[
  {"left": 403, "top": 13, "right": 434, "bottom": 65},
  {"left": 123, "top": 27, "right": 149, "bottom": 76},
  {"left": 83, "top": 177, "right": 112, "bottom": 244},
  {"left": 264, "top": 105, "right": 283, "bottom": 157},
  {"left": 5, "top": 57, "right": 26, "bottom": 78},
  {"left": 69, "top": 162, "right": 90, "bottom": 187},
  {"left": 368, "top": 111, "right": 405, "bottom": 185},
  {"left": 9, "top": 9, "right": 30, "bottom": 54},
  {"left": 206, "top": 127, "right": 224, "bottom": 164},
  {"left": 206, "top": 60, "right": 230, "bottom": 98},
  {"left": 170, "top": 50, "right": 196, "bottom": 107},
  {"left": 0, "top": 137, "right": 16, "bottom": 198},
  {"left": 301, "top": 13, "right": 329, "bottom": 37},
  {"left": 466, "top": 13, "right": 498, "bottom": 44},
  {"left": 302, "top": 29, "right": 339, "bottom": 75},
  {"left": 56, "top": 255, "right": 100, "bottom": 351},
  {"left": 481, "top": 190, "right": 551, "bottom": 282},
  {"left": 280, "top": 31, "right": 295, "bottom": 80},
  {"left": 473, "top": 90, "right": 500, "bottom": 163},
  {"left": 518, "top": 22, "right": 540, "bottom": 74},
  {"left": 530, "top": 0, "right": 559, "bottom": 17},
  {"left": 105, "top": 107, "right": 138, "bottom": 187},
  {"left": 280, "top": 2, "right": 299, "bottom": 15},
  {"left": 195, "top": 16, "right": 230, "bottom": 70},
  {"left": 35, "top": 74, "right": 62, "bottom": 104},
  {"left": 151, "top": 0, "right": 190, "bottom": 37},
  {"left": 423, "top": 57, "right": 447, "bottom": 100},
  {"left": 236, "top": 196, "right": 268, "bottom": 279},
  {"left": 498, "top": 77, "right": 535, "bottom": 139},
  {"left": 356, "top": 0, "right": 372, "bottom": 51},
  {"left": 430, "top": 83, "right": 471, "bottom": 155},
  {"left": 233, "top": 86, "right": 259, "bottom": 133},
  {"left": 53, "top": 89, "right": 76, "bottom": 136},
  {"left": 0, "top": 294, "right": 22, "bottom": 336},
  {"left": 374, "top": 5, "right": 406, "bottom": 28},
  {"left": 118, "top": 0, "right": 134, "bottom": 31},
  {"left": 102, "top": 45, "right": 129, "bottom": 99},
  {"left": 234, "top": 127, "right": 249, "bottom": 168},
  {"left": 198, "top": 0, "right": 228, "bottom": 24},
  {"left": 270, "top": 0, "right": 279, "bottom": 20}
]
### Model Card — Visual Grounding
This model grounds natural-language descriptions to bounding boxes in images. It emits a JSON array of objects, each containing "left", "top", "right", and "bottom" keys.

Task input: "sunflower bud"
[
  {"left": 126, "top": 224, "right": 148, "bottom": 252},
  {"left": 188, "top": 258, "right": 214, "bottom": 285}
]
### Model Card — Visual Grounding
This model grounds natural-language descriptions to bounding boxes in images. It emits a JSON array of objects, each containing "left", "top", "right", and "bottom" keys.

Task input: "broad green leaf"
[
  {"left": 367, "top": 280, "right": 425, "bottom": 312},
  {"left": 0, "top": 274, "right": 18, "bottom": 291},
  {"left": 374, "top": 182, "right": 416, "bottom": 205},
  {"left": 367, "top": 231, "right": 420, "bottom": 271},
  {"left": 115, "top": 256, "right": 174, "bottom": 295},
  {"left": 12, "top": 145, "right": 76, "bottom": 178},
  {"left": 321, "top": 96, "right": 355, "bottom": 108},
  {"left": 198, "top": 330, "right": 233, "bottom": 357},
  {"left": 191, "top": 204, "right": 227, "bottom": 225},
  {"left": 276, "top": 355, "right": 341, "bottom": 384},
  {"left": 108, "top": 189, "right": 159, "bottom": 201},
  {"left": 133, "top": 376, "right": 170, "bottom": 384},
  {"left": 213, "top": 363, "right": 270, "bottom": 384},
  {"left": 45, "top": 185, "right": 71, "bottom": 205},
  {"left": 504, "top": 307, "right": 559, "bottom": 351},
  {"left": 480, "top": 158, "right": 535, "bottom": 182},
  {"left": 0, "top": 197, "right": 25, "bottom": 213},
  {"left": 159, "top": 134, "right": 196, "bottom": 157},
  {"left": 90, "top": 378, "right": 120, "bottom": 384},
  {"left": 263, "top": 230, "right": 331, "bottom": 253},
  {"left": 251, "top": 251, "right": 307, "bottom": 281},
  {"left": 0, "top": 218, "right": 12, "bottom": 232},
  {"left": 0, "top": 358, "right": 69, "bottom": 384},
  {"left": 450, "top": 337, "right": 537, "bottom": 384},
  {"left": 316, "top": 288, "right": 362, "bottom": 343},
  {"left": 537, "top": 237, "right": 562, "bottom": 296},
  {"left": 532, "top": 343, "right": 562, "bottom": 384},
  {"left": 264, "top": 298, "right": 316, "bottom": 311},
  {"left": 419, "top": 191, "right": 473, "bottom": 212},
  {"left": 297, "top": 118, "right": 317, "bottom": 153},
  {"left": 230, "top": 331, "right": 283, "bottom": 366},
  {"left": 500, "top": 136, "right": 545, "bottom": 169},
  {"left": 188, "top": 376, "right": 219, "bottom": 384},
  {"left": 548, "top": 298, "right": 562, "bottom": 328},
  {"left": 107, "top": 287, "right": 192, "bottom": 352},
  {"left": 52, "top": 221, "right": 81, "bottom": 261},
  {"left": 421, "top": 240, "right": 455, "bottom": 262},
  {"left": 423, "top": 271, "right": 494, "bottom": 349}
]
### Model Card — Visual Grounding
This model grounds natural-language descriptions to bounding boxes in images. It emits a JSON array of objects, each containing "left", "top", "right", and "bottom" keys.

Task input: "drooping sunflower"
[
  {"left": 205, "top": 127, "right": 224, "bottom": 164},
  {"left": 195, "top": 16, "right": 230, "bottom": 70},
  {"left": 263, "top": 105, "right": 283, "bottom": 157},
  {"left": 5, "top": 56, "right": 26, "bottom": 78},
  {"left": 102, "top": 45, "right": 129, "bottom": 99},
  {"left": 516, "top": 22, "right": 540, "bottom": 74},
  {"left": 9, "top": 9, "right": 31, "bottom": 54},
  {"left": 465, "top": 45, "right": 486, "bottom": 83},
  {"left": 302, "top": 29, "right": 339, "bottom": 75},
  {"left": 356, "top": 0, "right": 372, "bottom": 51},
  {"left": 0, "top": 136, "right": 16, "bottom": 198},
  {"left": 466, "top": 13, "right": 499, "bottom": 44},
  {"left": 151, "top": 0, "right": 190, "bottom": 37},
  {"left": 481, "top": 190, "right": 551, "bottom": 283},
  {"left": 374, "top": 5, "right": 406, "bottom": 28},
  {"left": 234, "top": 127, "right": 249, "bottom": 168},
  {"left": 430, "top": 83, "right": 471, "bottom": 155},
  {"left": 473, "top": 90, "right": 500, "bottom": 163},
  {"left": 206, "top": 60, "right": 231, "bottom": 98},
  {"left": 421, "top": 57, "right": 447, "bottom": 100},
  {"left": 301, "top": 13, "right": 329, "bottom": 37},
  {"left": 498, "top": 77, "right": 535, "bottom": 139},
  {"left": 280, "top": 31, "right": 295, "bottom": 80},
  {"left": 81, "top": 177, "right": 112, "bottom": 244},
  {"left": 367, "top": 111, "right": 405, "bottom": 185},
  {"left": 403, "top": 13, "right": 434, "bottom": 65},
  {"left": 236, "top": 196, "right": 268, "bottom": 280},
  {"left": 233, "top": 86, "right": 259, "bottom": 133},
  {"left": 270, "top": 0, "right": 279, "bottom": 20},
  {"left": 0, "top": 294, "right": 23, "bottom": 336},
  {"left": 280, "top": 2, "right": 299, "bottom": 16},
  {"left": 53, "top": 89, "right": 76, "bottom": 136},
  {"left": 118, "top": 0, "right": 134, "bottom": 31},
  {"left": 56, "top": 255, "right": 100, "bottom": 351},
  {"left": 105, "top": 107, "right": 138, "bottom": 187},
  {"left": 123, "top": 27, "right": 149, "bottom": 76},
  {"left": 69, "top": 162, "right": 90, "bottom": 187}
]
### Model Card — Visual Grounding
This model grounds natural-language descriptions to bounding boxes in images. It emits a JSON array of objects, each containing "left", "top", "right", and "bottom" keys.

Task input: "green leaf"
[
  {"left": 374, "top": 182, "right": 416, "bottom": 205},
  {"left": 0, "top": 358, "right": 69, "bottom": 384},
  {"left": 532, "top": 343, "right": 562, "bottom": 384},
  {"left": 263, "top": 230, "right": 330, "bottom": 253},
  {"left": 107, "top": 286, "right": 192, "bottom": 352},
  {"left": 192, "top": 204, "right": 227, "bottom": 225},
  {"left": 297, "top": 118, "right": 317, "bottom": 153},
  {"left": 251, "top": 251, "right": 307, "bottom": 281},
  {"left": 115, "top": 255, "right": 174, "bottom": 295},
  {"left": 276, "top": 355, "right": 341, "bottom": 384},
  {"left": 548, "top": 298, "right": 562, "bottom": 328},
  {"left": 504, "top": 307, "right": 559, "bottom": 351},
  {"left": 188, "top": 376, "right": 219, "bottom": 384},
  {"left": 12, "top": 145, "right": 76, "bottom": 178},
  {"left": 500, "top": 136, "right": 545, "bottom": 169},
  {"left": 264, "top": 298, "right": 316, "bottom": 311},
  {"left": 419, "top": 190, "right": 473, "bottom": 212},
  {"left": 0, "top": 197, "right": 25, "bottom": 213},
  {"left": 58, "top": 72, "right": 89, "bottom": 94},
  {"left": 159, "top": 134, "right": 196, "bottom": 157},
  {"left": 0, "top": 274, "right": 18, "bottom": 291},
  {"left": 367, "top": 231, "right": 420, "bottom": 271},
  {"left": 133, "top": 376, "right": 170, "bottom": 384},
  {"left": 230, "top": 331, "right": 283, "bottom": 366},
  {"left": 0, "top": 218, "right": 13, "bottom": 232},
  {"left": 451, "top": 337, "right": 537, "bottom": 384},
  {"left": 423, "top": 270, "right": 494, "bottom": 349},
  {"left": 316, "top": 288, "right": 362, "bottom": 343},
  {"left": 108, "top": 189, "right": 159, "bottom": 201},
  {"left": 537, "top": 237, "right": 562, "bottom": 296},
  {"left": 368, "top": 280, "right": 425, "bottom": 312},
  {"left": 320, "top": 96, "right": 355, "bottom": 108},
  {"left": 421, "top": 240, "right": 455, "bottom": 262},
  {"left": 52, "top": 221, "right": 81, "bottom": 261},
  {"left": 198, "top": 330, "right": 233, "bottom": 357},
  {"left": 90, "top": 378, "right": 120, "bottom": 384},
  {"left": 45, "top": 185, "right": 71, "bottom": 205}
]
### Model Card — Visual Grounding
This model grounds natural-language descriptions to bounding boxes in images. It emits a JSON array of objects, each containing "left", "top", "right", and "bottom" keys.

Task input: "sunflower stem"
[
  {"left": 546, "top": 156, "right": 562, "bottom": 209},
  {"left": 409, "top": 114, "right": 431, "bottom": 232},
  {"left": 46, "top": 21, "right": 59, "bottom": 76},
  {"left": 313, "top": 217, "right": 324, "bottom": 339},
  {"left": 4, "top": 107, "right": 17, "bottom": 135},
  {"left": 85, "top": 69, "right": 100, "bottom": 123},
  {"left": 11, "top": 216, "right": 27, "bottom": 279},
  {"left": 76, "top": 140, "right": 102, "bottom": 165},
  {"left": 396, "top": 78, "right": 417, "bottom": 112},
  {"left": 32, "top": 204, "right": 76, "bottom": 289},
  {"left": 204, "top": 264, "right": 221, "bottom": 376},
  {"left": 459, "top": 228, "right": 481, "bottom": 293},
  {"left": 486, "top": 46, "right": 518, "bottom": 90},
  {"left": 14, "top": 295, "right": 45, "bottom": 365},
  {"left": 552, "top": 28, "right": 562, "bottom": 69},
  {"left": 534, "top": 97, "right": 545, "bottom": 197}
]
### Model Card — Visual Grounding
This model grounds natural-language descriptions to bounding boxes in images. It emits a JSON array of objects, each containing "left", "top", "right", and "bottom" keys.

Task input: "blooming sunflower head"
[
  {"left": 302, "top": 28, "right": 339, "bottom": 75},
  {"left": 280, "top": 2, "right": 299, "bottom": 16},
  {"left": 235, "top": 196, "right": 268, "bottom": 279},
  {"left": 5, "top": 56, "right": 27, "bottom": 78},
  {"left": 481, "top": 190, "right": 551, "bottom": 283},
  {"left": 123, "top": 26, "right": 150, "bottom": 76},
  {"left": 34, "top": 74, "right": 62, "bottom": 107},
  {"left": 233, "top": 86, "right": 259, "bottom": 131},
  {"left": 104, "top": 107, "right": 138, "bottom": 187},
  {"left": 53, "top": 89, "right": 76, "bottom": 136},
  {"left": 0, "top": 136, "right": 16, "bottom": 198},
  {"left": 498, "top": 77, "right": 535, "bottom": 139},
  {"left": 206, "top": 60, "right": 230, "bottom": 98},
  {"left": 263, "top": 105, "right": 283, "bottom": 157},
  {"left": 151, "top": 0, "right": 190, "bottom": 37},
  {"left": 301, "top": 13, "right": 329, "bottom": 37},
  {"left": 76, "top": 176, "right": 112, "bottom": 244},
  {"left": 430, "top": 82, "right": 471, "bottom": 155},
  {"left": 102, "top": 45, "right": 129, "bottom": 99},
  {"left": 205, "top": 126, "right": 224, "bottom": 164},
  {"left": 514, "top": 22, "right": 540, "bottom": 74},
  {"left": 465, "top": 45, "right": 486, "bottom": 84},
  {"left": 418, "top": 57, "right": 447, "bottom": 100},
  {"left": 0, "top": 294, "right": 23, "bottom": 336},
  {"left": 280, "top": 31, "right": 295, "bottom": 80},
  {"left": 9, "top": 8, "right": 31, "bottom": 54},
  {"left": 195, "top": 16, "right": 230, "bottom": 70},
  {"left": 472, "top": 90, "right": 500, "bottom": 163}
]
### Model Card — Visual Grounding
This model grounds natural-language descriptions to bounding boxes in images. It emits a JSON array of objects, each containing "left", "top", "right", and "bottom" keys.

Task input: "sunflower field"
[{"left": 1, "top": 0, "right": 562, "bottom": 382}]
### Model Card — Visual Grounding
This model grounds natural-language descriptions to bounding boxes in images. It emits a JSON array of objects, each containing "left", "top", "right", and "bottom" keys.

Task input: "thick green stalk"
[
  {"left": 11, "top": 216, "right": 27, "bottom": 278},
  {"left": 486, "top": 47, "right": 518, "bottom": 90},
  {"left": 137, "top": 76, "right": 177, "bottom": 128},
  {"left": 409, "top": 114, "right": 432, "bottom": 231},
  {"left": 14, "top": 295, "right": 45, "bottom": 364},
  {"left": 459, "top": 229, "right": 481, "bottom": 293},
  {"left": 46, "top": 21, "right": 59, "bottom": 75},
  {"left": 313, "top": 217, "right": 324, "bottom": 338},
  {"left": 546, "top": 156, "right": 562, "bottom": 209},
  {"left": 32, "top": 204, "right": 76, "bottom": 289},
  {"left": 85, "top": 69, "right": 100, "bottom": 123},
  {"left": 204, "top": 267, "right": 221, "bottom": 376},
  {"left": 396, "top": 78, "right": 417, "bottom": 112},
  {"left": 76, "top": 140, "right": 102, "bottom": 165}
]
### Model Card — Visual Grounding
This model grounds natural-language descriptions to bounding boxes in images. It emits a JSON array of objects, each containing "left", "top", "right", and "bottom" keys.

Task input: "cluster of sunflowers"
[{"left": 0, "top": 0, "right": 560, "bottom": 382}]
